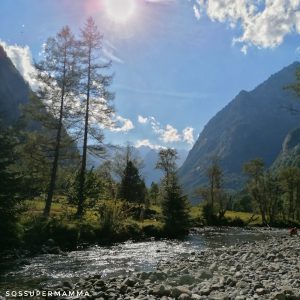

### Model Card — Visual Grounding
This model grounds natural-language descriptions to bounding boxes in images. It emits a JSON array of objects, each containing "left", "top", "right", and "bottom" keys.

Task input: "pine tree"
[
  {"left": 161, "top": 173, "right": 190, "bottom": 236},
  {"left": 76, "top": 17, "right": 114, "bottom": 217},
  {"left": 149, "top": 182, "right": 160, "bottom": 205},
  {"left": 0, "top": 123, "right": 22, "bottom": 249},
  {"left": 156, "top": 148, "right": 190, "bottom": 236},
  {"left": 119, "top": 161, "right": 146, "bottom": 205},
  {"left": 33, "top": 26, "right": 80, "bottom": 216}
]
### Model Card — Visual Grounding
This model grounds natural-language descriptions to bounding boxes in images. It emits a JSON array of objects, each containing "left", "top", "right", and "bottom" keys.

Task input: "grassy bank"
[{"left": 9, "top": 199, "right": 268, "bottom": 252}]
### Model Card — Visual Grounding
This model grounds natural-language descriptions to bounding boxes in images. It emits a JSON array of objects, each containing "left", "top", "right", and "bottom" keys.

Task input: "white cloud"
[
  {"left": 0, "top": 41, "right": 39, "bottom": 91},
  {"left": 143, "top": 115, "right": 195, "bottom": 146},
  {"left": 160, "top": 124, "right": 181, "bottom": 143},
  {"left": 109, "top": 115, "right": 134, "bottom": 133},
  {"left": 182, "top": 127, "right": 195, "bottom": 145},
  {"left": 135, "top": 139, "right": 165, "bottom": 150},
  {"left": 193, "top": 4, "right": 202, "bottom": 20},
  {"left": 192, "top": 0, "right": 300, "bottom": 52},
  {"left": 138, "top": 115, "right": 148, "bottom": 124}
]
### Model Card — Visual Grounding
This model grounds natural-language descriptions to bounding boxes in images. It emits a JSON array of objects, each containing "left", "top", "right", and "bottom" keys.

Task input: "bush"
[
  {"left": 228, "top": 217, "right": 246, "bottom": 227},
  {"left": 23, "top": 217, "right": 79, "bottom": 250},
  {"left": 202, "top": 203, "right": 218, "bottom": 225},
  {"left": 98, "top": 203, "right": 125, "bottom": 237}
]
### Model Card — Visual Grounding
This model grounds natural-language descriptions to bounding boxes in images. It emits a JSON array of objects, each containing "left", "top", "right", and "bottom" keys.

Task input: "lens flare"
[{"left": 104, "top": 0, "right": 136, "bottom": 23}]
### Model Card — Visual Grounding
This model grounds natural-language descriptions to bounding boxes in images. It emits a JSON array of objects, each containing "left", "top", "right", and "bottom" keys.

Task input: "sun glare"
[{"left": 104, "top": 0, "right": 136, "bottom": 23}]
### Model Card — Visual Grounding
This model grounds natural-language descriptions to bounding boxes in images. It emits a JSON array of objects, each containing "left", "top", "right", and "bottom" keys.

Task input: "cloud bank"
[
  {"left": 0, "top": 41, "right": 39, "bottom": 91},
  {"left": 192, "top": 0, "right": 300, "bottom": 53},
  {"left": 139, "top": 115, "right": 195, "bottom": 146},
  {"left": 135, "top": 139, "right": 166, "bottom": 150},
  {"left": 0, "top": 41, "right": 134, "bottom": 133}
]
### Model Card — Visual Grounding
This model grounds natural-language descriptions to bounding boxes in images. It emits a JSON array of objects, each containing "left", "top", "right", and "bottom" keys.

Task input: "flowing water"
[{"left": 0, "top": 227, "right": 286, "bottom": 291}]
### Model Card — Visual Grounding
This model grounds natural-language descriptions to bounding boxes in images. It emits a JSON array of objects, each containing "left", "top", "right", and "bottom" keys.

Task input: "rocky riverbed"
[{"left": 50, "top": 235, "right": 300, "bottom": 300}]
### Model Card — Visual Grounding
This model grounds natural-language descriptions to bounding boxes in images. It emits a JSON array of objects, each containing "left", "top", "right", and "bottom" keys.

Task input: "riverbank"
[{"left": 50, "top": 234, "right": 300, "bottom": 300}]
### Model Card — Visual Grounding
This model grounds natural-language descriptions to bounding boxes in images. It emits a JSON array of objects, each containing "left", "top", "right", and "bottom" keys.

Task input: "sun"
[{"left": 104, "top": 0, "right": 137, "bottom": 23}]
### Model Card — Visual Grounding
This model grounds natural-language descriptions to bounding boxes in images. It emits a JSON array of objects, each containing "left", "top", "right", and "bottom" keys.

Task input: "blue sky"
[{"left": 1, "top": 0, "right": 300, "bottom": 150}]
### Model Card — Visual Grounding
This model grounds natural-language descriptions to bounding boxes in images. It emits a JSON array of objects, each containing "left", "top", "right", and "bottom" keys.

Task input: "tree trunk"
[
  {"left": 43, "top": 52, "right": 67, "bottom": 217},
  {"left": 76, "top": 47, "right": 91, "bottom": 218}
]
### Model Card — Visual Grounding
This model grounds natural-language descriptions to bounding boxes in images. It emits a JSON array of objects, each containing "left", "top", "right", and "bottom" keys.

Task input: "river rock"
[
  {"left": 46, "top": 233, "right": 300, "bottom": 300},
  {"left": 171, "top": 286, "right": 192, "bottom": 298},
  {"left": 178, "top": 274, "right": 195, "bottom": 285},
  {"left": 178, "top": 293, "right": 191, "bottom": 300}
]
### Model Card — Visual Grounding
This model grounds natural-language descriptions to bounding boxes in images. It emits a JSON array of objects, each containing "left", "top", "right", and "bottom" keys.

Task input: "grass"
[
  {"left": 21, "top": 199, "right": 262, "bottom": 226},
  {"left": 15, "top": 198, "right": 266, "bottom": 249},
  {"left": 225, "top": 210, "right": 262, "bottom": 225},
  {"left": 21, "top": 198, "right": 163, "bottom": 230}
]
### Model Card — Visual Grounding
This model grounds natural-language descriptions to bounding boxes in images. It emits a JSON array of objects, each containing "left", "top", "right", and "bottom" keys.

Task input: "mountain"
[
  {"left": 0, "top": 45, "right": 31, "bottom": 123},
  {"left": 88, "top": 145, "right": 188, "bottom": 186},
  {"left": 137, "top": 146, "right": 188, "bottom": 186},
  {"left": 272, "top": 127, "right": 300, "bottom": 170},
  {"left": 0, "top": 45, "right": 79, "bottom": 163},
  {"left": 179, "top": 62, "right": 300, "bottom": 195}
]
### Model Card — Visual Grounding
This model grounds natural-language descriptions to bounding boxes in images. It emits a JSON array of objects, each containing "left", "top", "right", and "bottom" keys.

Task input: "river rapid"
[{"left": 0, "top": 227, "right": 286, "bottom": 292}]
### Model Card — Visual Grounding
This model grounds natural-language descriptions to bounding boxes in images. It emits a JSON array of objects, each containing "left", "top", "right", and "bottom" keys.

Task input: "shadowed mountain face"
[
  {"left": 272, "top": 127, "right": 300, "bottom": 170},
  {"left": 179, "top": 62, "right": 300, "bottom": 194},
  {"left": 0, "top": 45, "right": 31, "bottom": 123}
]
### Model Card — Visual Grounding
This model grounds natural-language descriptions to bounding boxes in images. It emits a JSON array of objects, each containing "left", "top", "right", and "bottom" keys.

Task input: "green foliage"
[
  {"left": 196, "top": 157, "right": 230, "bottom": 223},
  {"left": 149, "top": 182, "right": 160, "bottom": 205},
  {"left": 231, "top": 191, "right": 253, "bottom": 212},
  {"left": 161, "top": 173, "right": 191, "bottom": 236},
  {"left": 119, "top": 161, "right": 146, "bottom": 205},
  {"left": 75, "top": 17, "right": 115, "bottom": 217},
  {"left": 98, "top": 202, "right": 125, "bottom": 236},
  {"left": 0, "top": 124, "right": 23, "bottom": 250},
  {"left": 66, "top": 168, "right": 104, "bottom": 212},
  {"left": 156, "top": 148, "right": 191, "bottom": 236},
  {"left": 156, "top": 148, "right": 178, "bottom": 181},
  {"left": 243, "top": 157, "right": 300, "bottom": 225}
]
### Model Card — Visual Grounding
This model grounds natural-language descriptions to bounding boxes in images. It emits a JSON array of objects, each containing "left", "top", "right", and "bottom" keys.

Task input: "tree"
[
  {"left": 206, "top": 157, "right": 222, "bottom": 211},
  {"left": 34, "top": 26, "right": 80, "bottom": 216},
  {"left": 149, "top": 182, "right": 160, "bottom": 205},
  {"left": 197, "top": 157, "right": 229, "bottom": 223},
  {"left": 0, "top": 123, "right": 22, "bottom": 249},
  {"left": 279, "top": 167, "right": 300, "bottom": 221},
  {"left": 112, "top": 145, "right": 144, "bottom": 181},
  {"left": 66, "top": 168, "right": 104, "bottom": 211},
  {"left": 161, "top": 173, "right": 190, "bottom": 236},
  {"left": 14, "top": 130, "right": 51, "bottom": 197},
  {"left": 264, "top": 172, "right": 282, "bottom": 224},
  {"left": 156, "top": 148, "right": 178, "bottom": 184},
  {"left": 118, "top": 160, "right": 146, "bottom": 205},
  {"left": 156, "top": 148, "right": 190, "bottom": 236},
  {"left": 243, "top": 159, "right": 267, "bottom": 224},
  {"left": 76, "top": 17, "right": 114, "bottom": 217},
  {"left": 96, "top": 161, "right": 118, "bottom": 201}
]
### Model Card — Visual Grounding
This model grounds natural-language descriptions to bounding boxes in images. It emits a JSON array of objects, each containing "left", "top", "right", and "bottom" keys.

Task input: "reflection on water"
[{"left": 0, "top": 228, "right": 286, "bottom": 290}]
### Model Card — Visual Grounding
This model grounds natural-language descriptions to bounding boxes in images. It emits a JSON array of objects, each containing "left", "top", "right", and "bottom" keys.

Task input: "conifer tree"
[
  {"left": 156, "top": 148, "right": 190, "bottom": 236},
  {"left": 0, "top": 123, "right": 22, "bottom": 249},
  {"left": 34, "top": 26, "right": 80, "bottom": 216},
  {"left": 119, "top": 161, "right": 146, "bottom": 205},
  {"left": 76, "top": 17, "right": 114, "bottom": 217}
]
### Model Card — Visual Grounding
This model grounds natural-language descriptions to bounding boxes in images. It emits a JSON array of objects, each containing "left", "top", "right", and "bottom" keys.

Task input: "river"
[{"left": 0, "top": 227, "right": 286, "bottom": 291}]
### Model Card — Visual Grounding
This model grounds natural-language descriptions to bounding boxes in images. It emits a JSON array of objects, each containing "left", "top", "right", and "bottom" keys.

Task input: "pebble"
[{"left": 46, "top": 236, "right": 300, "bottom": 299}]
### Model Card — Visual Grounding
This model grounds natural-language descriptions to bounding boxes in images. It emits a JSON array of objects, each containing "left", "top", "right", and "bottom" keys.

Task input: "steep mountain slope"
[
  {"left": 0, "top": 45, "right": 31, "bottom": 123},
  {"left": 0, "top": 45, "right": 79, "bottom": 164},
  {"left": 272, "top": 127, "right": 300, "bottom": 170},
  {"left": 179, "top": 62, "right": 300, "bottom": 193}
]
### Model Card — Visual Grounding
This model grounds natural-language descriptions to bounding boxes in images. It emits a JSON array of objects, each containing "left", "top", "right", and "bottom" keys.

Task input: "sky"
[{"left": 1, "top": 0, "right": 300, "bottom": 150}]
